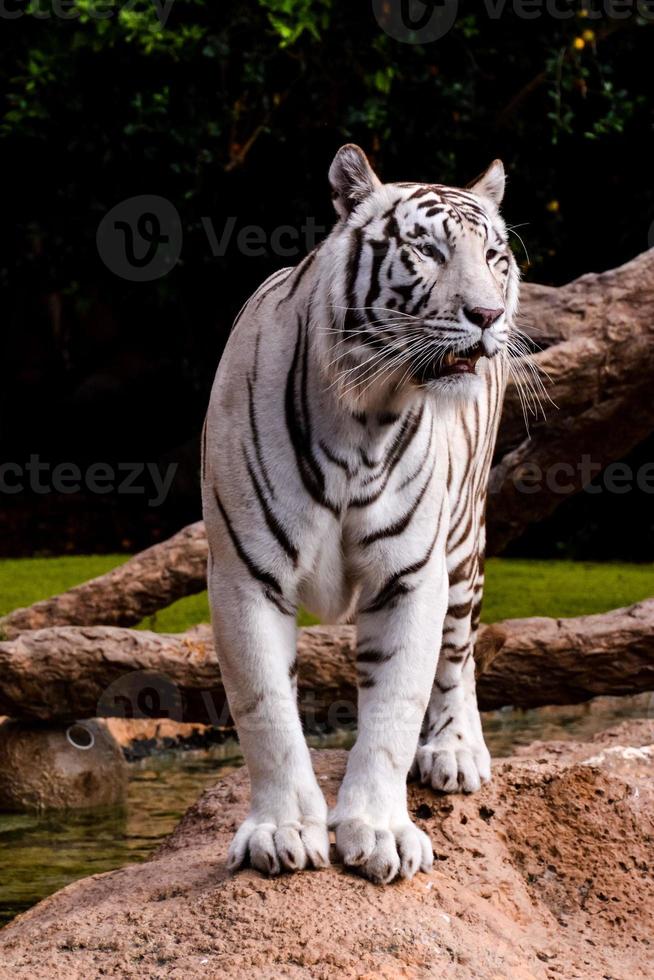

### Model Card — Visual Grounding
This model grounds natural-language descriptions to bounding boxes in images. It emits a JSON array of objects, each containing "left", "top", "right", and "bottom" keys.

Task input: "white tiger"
[{"left": 202, "top": 145, "right": 519, "bottom": 884}]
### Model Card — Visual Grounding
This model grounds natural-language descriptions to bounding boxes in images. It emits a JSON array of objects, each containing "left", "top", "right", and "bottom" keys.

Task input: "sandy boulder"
[{"left": 0, "top": 719, "right": 652, "bottom": 978}]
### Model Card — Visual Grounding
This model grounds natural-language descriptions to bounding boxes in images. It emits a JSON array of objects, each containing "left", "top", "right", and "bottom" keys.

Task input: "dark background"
[{"left": 1, "top": 0, "right": 653, "bottom": 558}]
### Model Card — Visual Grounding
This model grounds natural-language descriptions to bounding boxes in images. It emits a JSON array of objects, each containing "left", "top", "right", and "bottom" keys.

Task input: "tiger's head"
[{"left": 321, "top": 144, "right": 520, "bottom": 407}]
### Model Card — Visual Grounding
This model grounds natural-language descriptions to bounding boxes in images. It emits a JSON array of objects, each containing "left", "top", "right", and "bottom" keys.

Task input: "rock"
[
  {"left": 0, "top": 720, "right": 652, "bottom": 978},
  {"left": 105, "top": 716, "right": 227, "bottom": 759},
  {"left": 0, "top": 719, "right": 127, "bottom": 811}
]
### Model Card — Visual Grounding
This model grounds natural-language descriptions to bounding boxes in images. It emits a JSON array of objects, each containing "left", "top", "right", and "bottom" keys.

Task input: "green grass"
[
  {"left": 482, "top": 558, "right": 654, "bottom": 622},
  {"left": 139, "top": 596, "right": 319, "bottom": 632},
  {"left": 138, "top": 592, "right": 213, "bottom": 633},
  {"left": 0, "top": 555, "right": 129, "bottom": 619},
  {"left": 0, "top": 555, "right": 652, "bottom": 632}
]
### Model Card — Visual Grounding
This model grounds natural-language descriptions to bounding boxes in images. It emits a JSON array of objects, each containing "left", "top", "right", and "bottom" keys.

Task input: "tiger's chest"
[{"left": 296, "top": 406, "right": 449, "bottom": 620}]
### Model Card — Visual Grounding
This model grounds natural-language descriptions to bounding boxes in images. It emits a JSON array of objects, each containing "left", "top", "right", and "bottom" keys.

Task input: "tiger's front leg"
[
  {"left": 208, "top": 569, "right": 330, "bottom": 876},
  {"left": 330, "top": 551, "right": 448, "bottom": 884}
]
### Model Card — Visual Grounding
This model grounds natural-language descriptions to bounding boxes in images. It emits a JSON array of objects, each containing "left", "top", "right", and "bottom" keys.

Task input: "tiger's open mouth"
[{"left": 416, "top": 342, "right": 485, "bottom": 382}]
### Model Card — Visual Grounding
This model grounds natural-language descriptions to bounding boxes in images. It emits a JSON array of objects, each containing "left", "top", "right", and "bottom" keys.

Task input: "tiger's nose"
[{"left": 464, "top": 306, "right": 504, "bottom": 330}]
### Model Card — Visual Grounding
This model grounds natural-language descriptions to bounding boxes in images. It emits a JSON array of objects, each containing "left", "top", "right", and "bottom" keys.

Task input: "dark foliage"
[{"left": 1, "top": 1, "right": 652, "bottom": 556}]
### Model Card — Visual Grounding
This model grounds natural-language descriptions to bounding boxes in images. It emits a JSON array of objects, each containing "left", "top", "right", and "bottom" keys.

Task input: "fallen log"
[
  {"left": 497, "top": 248, "right": 654, "bottom": 456},
  {"left": 478, "top": 599, "right": 654, "bottom": 710},
  {"left": 0, "top": 521, "right": 208, "bottom": 640},
  {"left": 489, "top": 249, "right": 654, "bottom": 552},
  {"left": 0, "top": 600, "right": 652, "bottom": 724}
]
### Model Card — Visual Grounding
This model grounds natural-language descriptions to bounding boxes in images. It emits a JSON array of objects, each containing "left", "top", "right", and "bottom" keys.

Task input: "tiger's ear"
[
  {"left": 329, "top": 144, "right": 382, "bottom": 219},
  {"left": 467, "top": 159, "right": 506, "bottom": 207}
]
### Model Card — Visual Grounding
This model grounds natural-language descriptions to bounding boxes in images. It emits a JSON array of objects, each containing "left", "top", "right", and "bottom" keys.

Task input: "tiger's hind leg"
[
  {"left": 414, "top": 641, "right": 491, "bottom": 793},
  {"left": 414, "top": 552, "right": 491, "bottom": 794}
]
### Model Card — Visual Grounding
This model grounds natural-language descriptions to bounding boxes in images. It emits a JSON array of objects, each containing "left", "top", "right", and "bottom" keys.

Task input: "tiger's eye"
[
  {"left": 418, "top": 242, "right": 443, "bottom": 261},
  {"left": 486, "top": 248, "right": 499, "bottom": 261}
]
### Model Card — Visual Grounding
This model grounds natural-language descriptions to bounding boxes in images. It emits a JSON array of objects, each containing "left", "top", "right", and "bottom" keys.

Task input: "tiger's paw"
[
  {"left": 415, "top": 724, "right": 491, "bottom": 794},
  {"left": 333, "top": 817, "right": 433, "bottom": 884},
  {"left": 227, "top": 815, "right": 330, "bottom": 876}
]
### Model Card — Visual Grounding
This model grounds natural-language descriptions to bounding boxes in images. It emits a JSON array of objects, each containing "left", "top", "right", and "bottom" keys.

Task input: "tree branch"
[{"left": 489, "top": 248, "right": 654, "bottom": 553}]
